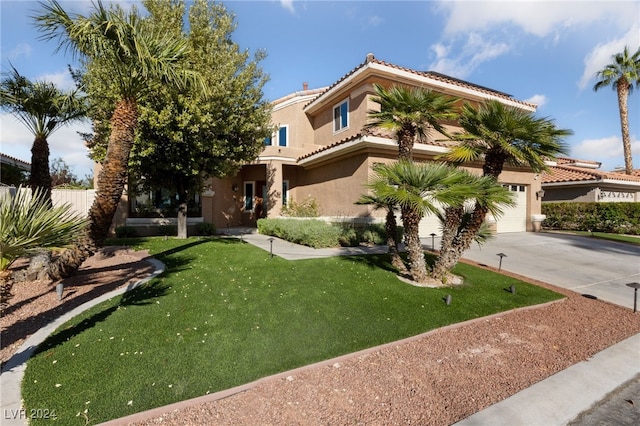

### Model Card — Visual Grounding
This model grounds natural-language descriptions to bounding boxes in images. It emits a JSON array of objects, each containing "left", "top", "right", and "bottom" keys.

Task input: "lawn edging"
[
  {"left": 0, "top": 258, "right": 165, "bottom": 426},
  {"left": 99, "top": 297, "right": 567, "bottom": 426}
]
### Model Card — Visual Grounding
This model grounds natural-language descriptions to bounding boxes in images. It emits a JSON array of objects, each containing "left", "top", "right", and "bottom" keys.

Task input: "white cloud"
[
  {"left": 429, "top": 33, "right": 510, "bottom": 78},
  {"left": 571, "top": 134, "right": 640, "bottom": 170},
  {"left": 577, "top": 24, "right": 640, "bottom": 90},
  {"left": 35, "top": 70, "right": 78, "bottom": 91},
  {"left": 439, "top": 0, "right": 638, "bottom": 38},
  {"left": 280, "top": 0, "right": 295, "bottom": 13},
  {"left": 525, "top": 94, "right": 547, "bottom": 108},
  {"left": 6, "top": 43, "right": 32, "bottom": 61}
]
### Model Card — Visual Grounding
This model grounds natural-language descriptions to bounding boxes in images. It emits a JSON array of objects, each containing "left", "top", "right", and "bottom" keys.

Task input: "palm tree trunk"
[
  {"left": 616, "top": 81, "right": 634, "bottom": 174},
  {"left": 431, "top": 203, "right": 487, "bottom": 279},
  {"left": 430, "top": 205, "right": 463, "bottom": 280},
  {"left": 45, "top": 98, "right": 138, "bottom": 280},
  {"left": 397, "top": 128, "right": 415, "bottom": 161},
  {"left": 385, "top": 207, "right": 408, "bottom": 275},
  {"left": 401, "top": 206, "right": 428, "bottom": 283},
  {"left": 30, "top": 135, "right": 52, "bottom": 205}
]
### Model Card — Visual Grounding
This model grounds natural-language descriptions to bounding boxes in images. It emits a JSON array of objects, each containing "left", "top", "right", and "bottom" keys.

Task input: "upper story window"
[
  {"left": 278, "top": 125, "right": 288, "bottom": 147},
  {"left": 265, "top": 125, "right": 288, "bottom": 147},
  {"left": 333, "top": 99, "right": 349, "bottom": 132}
]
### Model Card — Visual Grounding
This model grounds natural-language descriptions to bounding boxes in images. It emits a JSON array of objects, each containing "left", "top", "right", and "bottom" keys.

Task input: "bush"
[
  {"left": 281, "top": 196, "right": 320, "bottom": 217},
  {"left": 257, "top": 218, "right": 399, "bottom": 248},
  {"left": 542, "top": 202, "right": 640, "bottom": 235},
  {"left": 197, "top": 222, "right": 216, "bottom": 236},
  {"left": 115, "top": 226, "right": 138, "bottom": 238}
]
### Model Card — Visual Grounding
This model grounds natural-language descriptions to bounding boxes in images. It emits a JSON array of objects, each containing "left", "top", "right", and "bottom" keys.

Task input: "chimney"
[{"left": 303, "top": 82, "right": 308, "bottom": 91}]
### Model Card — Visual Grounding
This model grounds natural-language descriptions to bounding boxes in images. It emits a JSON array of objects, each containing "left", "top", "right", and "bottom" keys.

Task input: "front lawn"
[{"left": 23, "top": 237, "right": 562, "bottom": 424}]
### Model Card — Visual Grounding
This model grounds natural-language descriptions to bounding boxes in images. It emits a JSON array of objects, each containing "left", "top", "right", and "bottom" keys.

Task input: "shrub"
[
  {"left": 257, "top": 218, "right": 400, "bottom": 248},
  {"left": 542, "top": 202, "right": 640, "bottom": 235},
  {"left": 197, "top": 222, "right": 216, "bottom": 236},
  {"left": 281, "top": 196, "right": 320, "bottom": 217},
  {"left": 115, "top": 226, "right": 138, "bottom": 238}
]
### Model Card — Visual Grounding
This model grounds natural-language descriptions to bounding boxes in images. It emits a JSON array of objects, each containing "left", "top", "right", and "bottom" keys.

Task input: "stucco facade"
[
  {"left": 199, "top": 54, "right": 545, "bottom": 234},
  {"left": 542, "top": 158, "right": 640, "bottom": 203}
]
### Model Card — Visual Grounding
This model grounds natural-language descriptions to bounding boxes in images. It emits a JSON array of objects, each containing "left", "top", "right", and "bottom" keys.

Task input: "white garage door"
[{"left": 496, "top": 184, "right": 527, "bottom": 233}]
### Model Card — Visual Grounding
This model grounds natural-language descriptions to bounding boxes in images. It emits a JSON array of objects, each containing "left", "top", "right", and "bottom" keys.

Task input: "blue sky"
[{"left": 1, "top": 0, "right": 639, "bottom": 178}]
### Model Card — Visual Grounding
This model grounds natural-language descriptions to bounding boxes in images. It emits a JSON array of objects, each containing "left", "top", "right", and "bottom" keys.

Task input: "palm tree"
[
  {"left": 436, "top": 99, "right": 571, "bottom": 271},
  {"left": 430, "top": 177, "right": 515, "bottom": 280},
  {"left": 34, "top": 0, "right": 203, "bottom": 279},
  {"left": 366, "top": 161, "right": 499, "bottom": 284},
  {"left": 366, "top": 83, "right": 457, "bottom": 161},
  {"left": 0, "top": 187, "right": 87, "bottom": 312},
  {"left": 0, "top": 65, "right": 86, "bottom": 203},
  {"left": 356, "top": 193, "right": 407, "bottom": 275},
  {"left": 593, "top": 46, "right": 640, "bottom": 175}
]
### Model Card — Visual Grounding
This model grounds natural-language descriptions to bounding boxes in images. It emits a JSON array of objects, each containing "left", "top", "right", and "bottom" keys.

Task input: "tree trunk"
[
  {"left": 30, "top": 135, "right": 52, "bottom": 205},
  {"left": 385, "top": 207, "right": 408, "bottom": 275},
  {"left": 401, "top": 206, "right": 428, "bottom": 283},
  {"left": 45, "top": 98, "right": 138, "bottom": 280},
  {"left": 397, "top": 127, "right": 415, "bottom": 161},
  {"left": 176, "top": 176, "right": 188, "bottom": 239},
  {"left": 430, "top": 206, "right": 463, "bottom": 281},
  {"left": 436, "top": 202, "right": 488, "bottom": 277},
  {"left": 616, "top": 80, "right": 634, "bottom": 174}
]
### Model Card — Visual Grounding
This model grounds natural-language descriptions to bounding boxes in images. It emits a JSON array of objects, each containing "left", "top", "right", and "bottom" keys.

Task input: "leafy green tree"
[
  {"left": 0, "top": 187, "right": 87, "bottom": 312},
  {"left": 594, "top": 46, "right": 640, "bottom": 175},
  {"left": 365, "top": 83, "right": 457, "bottom": 161},
  {"left": 128, "top": 0, "right": 272, "bottom": 238},
  {"left": 34, "top": 0, "right": 203, "bottom": 279},
  {"left": 0, "top": 65, "right": 86, "bottom": 203},
  {"left": 436, "top": 99, "right": 571, "bottom": 273}
]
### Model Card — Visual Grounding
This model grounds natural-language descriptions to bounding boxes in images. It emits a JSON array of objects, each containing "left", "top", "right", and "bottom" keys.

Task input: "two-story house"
[{"left": 193, "top": 53, "right": 544, "bottom": 235}]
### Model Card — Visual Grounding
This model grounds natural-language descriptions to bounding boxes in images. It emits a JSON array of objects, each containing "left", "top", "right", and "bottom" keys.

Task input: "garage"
[
  {"left": 495, "top": 184, "right": 527, "bottom": 233},
  {"left": 418, "top": 184, "right": 528, "bottom": 237}
]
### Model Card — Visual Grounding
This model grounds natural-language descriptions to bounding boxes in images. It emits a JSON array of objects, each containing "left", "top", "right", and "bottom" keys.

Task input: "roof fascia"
[
  {"left": 304, "top": 61, "right": 535, "bottom": 115},
  {"left": 297, "top": 135, "right": 449, "bottom": 167},
  {"left": 543, "top": 179, "right": 640, "bottom": 188}
]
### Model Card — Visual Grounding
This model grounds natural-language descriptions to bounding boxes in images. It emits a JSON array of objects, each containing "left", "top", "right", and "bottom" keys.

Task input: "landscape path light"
[
  {"left": 626, "top": 282, "right": 640, "bottom": 313},
  {"left": 430, "top": 233, "right": 436, "bottom": 251},
  {"left": 496, "top": 253, "right": 507, "bottom": 271},
  {"left": 268, "top": 237, "right": 275, "bottom": 259}
]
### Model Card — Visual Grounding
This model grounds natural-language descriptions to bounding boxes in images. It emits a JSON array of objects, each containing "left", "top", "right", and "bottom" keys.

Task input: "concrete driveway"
[{"left": 442, "top": 232, "right": 640, "bottom": 310}]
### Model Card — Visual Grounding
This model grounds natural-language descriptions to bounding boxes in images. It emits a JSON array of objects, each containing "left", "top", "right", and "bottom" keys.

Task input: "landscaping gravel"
[{"left": 2, "top": 250, "right": 639, "bottom": 425}]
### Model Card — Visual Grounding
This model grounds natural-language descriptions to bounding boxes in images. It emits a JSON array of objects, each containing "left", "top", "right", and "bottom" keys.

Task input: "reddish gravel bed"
[{"left": 2, "top": 253, "right": 639, "bottom": 425}]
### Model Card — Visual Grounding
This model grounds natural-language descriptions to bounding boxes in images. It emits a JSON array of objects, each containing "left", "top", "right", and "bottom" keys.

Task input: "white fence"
[{"left": 0, "top": 187, "right": 96, "bottom": 217}]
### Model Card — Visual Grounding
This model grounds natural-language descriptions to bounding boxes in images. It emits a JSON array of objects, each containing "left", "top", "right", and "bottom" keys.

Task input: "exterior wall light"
[
  {"left": 232, "top": 183, "right": 239, "bottom": 192},
  {"left": 536, "top": 189, "right": 545, "bottom": 200}
]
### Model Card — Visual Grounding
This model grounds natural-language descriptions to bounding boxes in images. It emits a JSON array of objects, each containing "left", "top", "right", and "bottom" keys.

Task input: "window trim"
[
  {"left": 277, "top": 125, "right": 288, "bottom": 147},
  {"left": 243, "top": 181, "right": 255, "bottom": 212},
  {"left": 333, "top": 99, "right": 349, "bottom": 133}
]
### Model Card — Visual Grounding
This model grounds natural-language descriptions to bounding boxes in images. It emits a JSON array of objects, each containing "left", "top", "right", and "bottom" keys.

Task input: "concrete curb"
[
  {"left": 99, "top": 299, "right": 567, "bottom": 425},
  {"left": 0, "top": 258, "right": 165, "bottom": 426}
]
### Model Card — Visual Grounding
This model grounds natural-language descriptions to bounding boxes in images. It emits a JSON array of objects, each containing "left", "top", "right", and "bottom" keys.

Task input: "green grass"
[{"left": 22, "top": 237, "right": 563, "bottom": 424}]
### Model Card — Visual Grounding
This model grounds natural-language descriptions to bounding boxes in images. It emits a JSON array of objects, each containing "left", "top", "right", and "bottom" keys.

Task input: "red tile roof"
[
  {"left": 304, "top": 53, "right": 536, "bottom": 111},
  {"left": 542, "top": 165, "right": 640, "bottom": 184},
  {"left": 0, "top": 152, "right": 31, "bottom": 169},
  {"left": 297, "top": 130, "right": 455, "bottom": 162}
]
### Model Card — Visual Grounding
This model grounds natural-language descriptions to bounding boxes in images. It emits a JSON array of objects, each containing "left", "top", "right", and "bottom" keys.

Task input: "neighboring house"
[
  {"left": 116, "top": 53, "right": 547, "bottom": 235},
  {"left": 541, "top": 157, "right": 640, "bottom": 203},
  {"left": 0, "top": 152, "right": 30, "bottom": 186}
]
